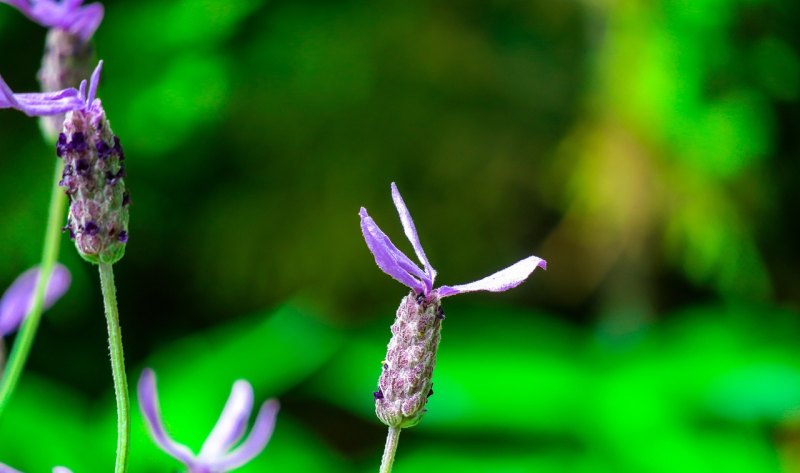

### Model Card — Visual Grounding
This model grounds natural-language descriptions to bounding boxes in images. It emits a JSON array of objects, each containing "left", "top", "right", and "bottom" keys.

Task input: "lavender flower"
[
  {"left": 0, "top": 463, "right": 73, "bottom": 473},
  {"left": 0, "top": 264, "right": 71, "bottom": 337},
  {"left": 360, "top": 183, "right": 546, "bottom": 428},
  {"left": 0, "top": 74, "right": 81, "bottom": 117},
  {"left": 1, "top": 0, "right": 104, "bottom": 138},
  {"left": 138, "top": 369, "right": 280, "bottom": 473},
  {"left": 58, "top": 60, "right": 129, "bottom": 264},
  {"left": 0, "top": 0, "right": 103, "bottom": 41}
]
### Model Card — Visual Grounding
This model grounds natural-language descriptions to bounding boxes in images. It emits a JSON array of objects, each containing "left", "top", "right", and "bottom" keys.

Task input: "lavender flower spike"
[
  {"left": 138, "top": 369, "right": 280, "bottom": 473},
  {"left": 0, "top": 264, "right": 71, "bottom": 337},
  {"left": 361, "top": 182, "right": 546, "bottom": 428},
  {"left": 0, "top": 74, "right": 82, "bottom": 117},
  {"left": 0, "top": 0, "right": 103, "bottom": 41},
  {"left": 0, "top": 463, "right": 74, "bottom": 473}
]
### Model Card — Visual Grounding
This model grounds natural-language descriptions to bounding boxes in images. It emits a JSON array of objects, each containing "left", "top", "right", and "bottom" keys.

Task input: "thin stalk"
[
  {"left": 379, "top": 426, "right": 402, "bottom": 473},
  {"left": 0, "top": 158, "right": 66, "bottom": 418},
  {"left": 99, "top": 262, "right": 130, "bottom": 473}
]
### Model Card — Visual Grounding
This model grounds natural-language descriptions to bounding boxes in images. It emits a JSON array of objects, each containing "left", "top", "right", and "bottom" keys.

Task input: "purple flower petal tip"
[
  {"left": 138, "top": 369, "right": 279, "bottom": 473},
  {"left": 360, "top": 183, "right": 546, "bottom": 301},
  {"left": 0, "top": 464, "right": 73, "bottom": 473},
  {"left": 1, "top": 74, "right": 83, "bottom": 116},
  {"left": 0, "top": 264, "right": 71, "bottom": 336}
]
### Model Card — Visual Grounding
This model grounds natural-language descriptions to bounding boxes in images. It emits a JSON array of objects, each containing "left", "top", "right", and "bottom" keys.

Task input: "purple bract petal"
[
  {"left": 52, "top": 468, "right": 74, "bottom": 473},
  {"left": 209, "top": 400, "right": 280, "bottom": 472},
  {"left": 1, "top": 73, "right": 82, "bottom": 116},
  {"left": 137, "top": 369, "right": 198, "bottom": 466},
  {"left": 0, "top": 0, "right": 104, "bottom": 41},
  {"left": 437, "top": 256, "right": 547, "bottom": 298},
  {"left": 198, "top": 380, "right": 255, "bottom": 461},
  {"left": 0, "top": 463, "right": 23, "bottom": 473},
  {"left": 0, "top": 264, "right": 71, "bottom": 336},
  {"left": 360, "top": 207, "right": 426, "bottom": 294},
  {"left": 390, "top": 183, "right": 437, "bottom": 293}
]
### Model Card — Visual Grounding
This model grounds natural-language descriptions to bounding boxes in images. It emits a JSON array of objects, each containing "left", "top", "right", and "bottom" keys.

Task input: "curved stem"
[
  {"left": 99, "top": 263, "right": 130, "bottom": 473},
  {"left": 0, "top": 158, "right": 66, "bottom": 418},
  {"left": 379, "top": 426, "right": 402, "bottom": 473}
]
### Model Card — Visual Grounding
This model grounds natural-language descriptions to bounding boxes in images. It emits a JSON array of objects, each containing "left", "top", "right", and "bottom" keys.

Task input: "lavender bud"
[
  {"left": 375, "top": 291, "right": 443, "bottom": 429},
  {"left": 38, "top": 29, "right": 96, "bottom": 141},
  {"left": 60, "top": 101, "right": 129, "bottom": 265}
]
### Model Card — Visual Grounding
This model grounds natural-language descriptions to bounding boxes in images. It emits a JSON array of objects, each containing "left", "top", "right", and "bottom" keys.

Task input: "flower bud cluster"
[
  {"left": 58, "top": 100, "right": 129, "bottom": 265},
  {"left": 375, "top": 291, "right": 444, "bottom": 428}
]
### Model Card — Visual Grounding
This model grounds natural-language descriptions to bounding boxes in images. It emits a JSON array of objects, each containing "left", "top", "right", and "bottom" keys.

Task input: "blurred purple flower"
[
  {"left": 0, "top": 264, "right": 71, "bottom": 337},
  {"left": 0, "top": 0, "right": 103, "bottom": 41},
  {"left": 138, "top": 369, "right": 280, "bottom": 473},
  {"left": 0, "top": 74, "right": 82, "bottom": 117},
  {"left": 0, "top": 463, "right": 73, "bottom": 473},
  {"left": 360, "top": 182, "right": 546, "bottom": 299}
]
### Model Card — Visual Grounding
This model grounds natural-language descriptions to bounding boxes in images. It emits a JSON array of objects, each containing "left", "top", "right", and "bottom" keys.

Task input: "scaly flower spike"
[{"left": 360, "top": 182, "right": 546, "bottom": 472}]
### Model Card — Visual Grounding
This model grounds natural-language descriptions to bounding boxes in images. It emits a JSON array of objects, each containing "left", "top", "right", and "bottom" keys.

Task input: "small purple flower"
[
  {"left": 0, "top": 74, "right": 82, "bottom": 117},
  {"left": 0, "top": 264, "right": 71, "bottom": 337},
  {"left": 0, "top": 0, "right": 103, "bottom": 42},
  {"left": 138, "top": 369, "right": 280, "bottom": 473},
  {"left": 360, "top": 182, "right": 546, "bottom": 299},
  {"left": 0, "top": 463, "right": 74, "bottom": 473}
]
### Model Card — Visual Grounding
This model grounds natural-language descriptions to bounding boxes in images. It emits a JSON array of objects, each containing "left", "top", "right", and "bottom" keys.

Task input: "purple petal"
[
  {"left": 86, "top": 60, "right": 102, "bottom": 105},
  {"left": 198, "top": 380, "right": 254, "bottom": 461},
  {"left": 0, "top": 463, "right": 23, "bottom": 473},
  {"left": 52, "top": 468, "right": 74, "bottom": 473},
  {"left": 137, "top": 369, "right": 198, "bottom": 466},
  {"left": 1, "top": 74, "right": 82, "bottom": 116},
  {"left": 437, "top": 256, "right": 547, "bottom": 298},
  {"left": 209, "top": 400, "right": 280, "bottom": 472},
  {"left": 2, "top": 0, "right": 104, "bottom": 41},
  {"left": 360, "top": 207, "right": 426, "bottom": 294},
  {"left": 0, "top": 264, "right": 71, "bottom": 336},
  {"left": 390, "top": 183, "right": 437, "bottom": 293}
]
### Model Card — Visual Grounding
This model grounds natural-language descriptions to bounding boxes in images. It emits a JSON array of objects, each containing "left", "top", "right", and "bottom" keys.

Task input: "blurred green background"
[{"left": 1, "top": 0, "right": 800, "bottom": 471}]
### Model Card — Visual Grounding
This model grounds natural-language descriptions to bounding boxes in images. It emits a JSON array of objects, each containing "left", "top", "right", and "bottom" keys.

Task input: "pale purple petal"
[
  {"left": 1, "top": 0, "right": 104, "bottom": 41},
  {"left": 1, "top": 73, "right": 82, "bottom": 116},
  {"left": 437, "top": 256, "right": 547, "bottom": 298},
  {"left": 198, "top": 380, "right": 254, "bottom": 461},
  {"left": 360, "top": 207, "right": 426, "bottom": 294},
  {"left": 86, "top": 60, "right": 102, "bottom": 105},
  {"left": 0, "top": 463, "right": 23, "bottom": 473},
  {"left": 0, "top": 264, "right": 71, "bottom": 336},
  {"left": 137, "top": 369, "right": 198, "bottom": 465},
  {"left": 52, "top": 468, "right": 74, "bottom": 473},
  {"left": 209, "top": 400, "right": 280, "bottom": 472},
  {"left": 390, "top": 183, "right": 436, "bottom": 292}
]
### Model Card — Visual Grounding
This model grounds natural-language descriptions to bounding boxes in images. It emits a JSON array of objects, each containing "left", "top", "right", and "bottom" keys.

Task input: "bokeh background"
[{"left": 2, "top": 0, "right": 800, "bottom": 471}]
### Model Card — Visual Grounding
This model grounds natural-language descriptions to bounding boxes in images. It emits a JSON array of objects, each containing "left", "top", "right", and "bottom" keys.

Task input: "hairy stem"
[
  {"left": 379, "top": 426, "right": 402, "bottom": 473},
  {"left": 0, "top": 158, "right": 66, "bottom": 418},
  {"left": 99, "top": 263, "right": 130, "bottom": 473}
]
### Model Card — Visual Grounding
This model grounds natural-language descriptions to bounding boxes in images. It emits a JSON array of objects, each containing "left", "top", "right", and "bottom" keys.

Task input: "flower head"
[
  {"left": 59, "top": 61, "right": 130, "bottom": 264},
  {"left": 0, "top": 73, "right": 82, "bottom": 117},
  {"left": 0, "top": 463, "right": 73, "bottom": 473},
  {"left": 0, "top": 0, "right": 103, "bottom": 42},
  {"left": 0, "top": 264, "right": 71, "bottom": 337},
  {"left": 138, "top": 369, "right": 280, "bottom": 473},
  {"left": 360, "top": 182, "right": 546, "bottom": 299}
]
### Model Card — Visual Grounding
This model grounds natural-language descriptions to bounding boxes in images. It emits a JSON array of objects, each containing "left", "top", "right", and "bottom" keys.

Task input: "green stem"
[
  {"left": 99, "top": 263, "right": 130, "bottom": 473},
  {"left": 0, "top": 158, "right": 66, "bottom": 418},
  {"left": 379, "top": 426, "right": 402, "bottom": 473}
]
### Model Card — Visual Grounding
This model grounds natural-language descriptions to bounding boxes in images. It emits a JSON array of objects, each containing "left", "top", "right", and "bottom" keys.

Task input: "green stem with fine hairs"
[
  {"left": 0, "top": 158, "right": 66, "bottom": 418},
  {"left": 379, "top": 426, "right": 402, "bottom": 473},
  {"left": 99, "top": 262, "right": 130, "bottom": 473}
]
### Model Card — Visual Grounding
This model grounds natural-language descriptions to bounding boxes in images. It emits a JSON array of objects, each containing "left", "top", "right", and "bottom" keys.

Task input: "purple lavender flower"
[
  {"left": 0, "top": 463, "right": 73, "bottom": 473},
  {"left": 0, "top": 0, "right": 103, "bottom": 41},
  {"left": 0, "top": 74, "right": 81, "bottom": 117},
  {"left": 59, "top": 60, "right": 129, "bottom": 264},
  {"left": 0, "top": 264, "right": 71, "bottom": 337},
  {"left": 138, "top": 369, "right": 280, "bottom": 473},
  {"left": 360, "top": 182, "right": 546, "bottom": 428},
  {"left": 1, "top": 0, "right": 104, "bottom": 138}
]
